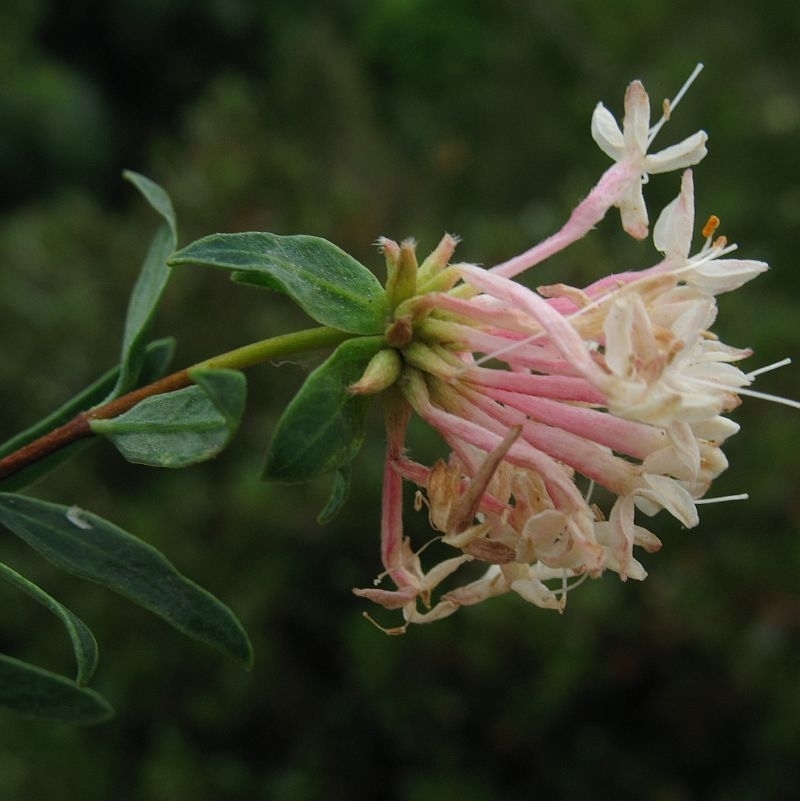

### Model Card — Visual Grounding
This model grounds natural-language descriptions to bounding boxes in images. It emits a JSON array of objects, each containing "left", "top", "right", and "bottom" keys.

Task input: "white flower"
[
  {"left": 592, "top": 79, "right": 708, "bottom": 238},
  {"left": 442, "top": 563, "right": 569, "bottom": 612},
  {"left": 653, "top": 170, "right": 769, "bottom": 293}
]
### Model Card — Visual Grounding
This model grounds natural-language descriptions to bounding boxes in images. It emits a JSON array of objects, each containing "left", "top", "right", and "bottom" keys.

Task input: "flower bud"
[{"left": 349, "top": 348, "right": 403, "bottom": 395}]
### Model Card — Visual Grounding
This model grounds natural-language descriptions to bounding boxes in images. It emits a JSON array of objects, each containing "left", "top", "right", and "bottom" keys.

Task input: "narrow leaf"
[
  {"left": 123, "top": 170, "right": 178, "bottom": 242},
  {"left": 264, "top": 337, "right": 383, "bottom": 482},
  {"left": 0, "top": 339, "right": 175, "bottom": 492},
  {"left": 170, "top": 233, "right": 388, "bottom": 335},
  {"left": 0, "top": 560, "right": 98, "bottom": 685},
  {"left": 90, "top": 369, "right": 246, "bottom": 468},
  {"left": 0, "top": 652, "right": 113, "bottom": 725},
  {"left": 0, "top": 494, "right": 254, "bottom": 669},
  {"left": 111, "top": 172, "right": 178, "bottom": 396}
]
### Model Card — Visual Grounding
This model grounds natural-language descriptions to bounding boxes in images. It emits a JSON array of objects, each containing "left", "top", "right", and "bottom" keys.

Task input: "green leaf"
[
  {"left": 111, "top": 172, "right": 178, "bottom": 397},
  {"left": 0, "top": 652, "right": 113, "bottom": 725},
  {"left": 188, "top": 366, "right": 247, "bottom": 429},
  {"left": 0, "top": 494, "right": 254, "bottom": 669},
  {"left": 316, "top": 465, "right": 352, "bottom": 524},
  {"left": 136, "top": 337, "right": 177, "bottom": 386},
  {"left": 90, "top": 369, "right": 246, "bottom": 468},
  {"left": 0, "top": 339, "right": 175, "bottom": 492},
  {"left": 124, "top": 170, "right": 178, "bottom": 242},
  {"left": 170, "top": 233, "right": 388, "bottom": 335},
  {"left": 0, "top": 560, "right": 98, "bottom": 686},
  {"left": 264, "top": 337, "right": 384, "bottom": 482}
]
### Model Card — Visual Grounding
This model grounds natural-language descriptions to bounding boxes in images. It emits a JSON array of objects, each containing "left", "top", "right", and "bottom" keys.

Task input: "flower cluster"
[{"left": 353, "top": 67, "right": 770, "bottom": 631}]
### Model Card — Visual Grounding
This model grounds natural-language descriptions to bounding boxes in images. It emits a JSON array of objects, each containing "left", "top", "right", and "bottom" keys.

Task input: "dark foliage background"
[{"left": 1, "top": 1, "right": 798, "bottom": 799}]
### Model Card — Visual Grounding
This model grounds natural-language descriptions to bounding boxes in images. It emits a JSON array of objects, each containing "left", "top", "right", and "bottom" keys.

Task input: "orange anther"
[{"left": 702, "top": 215, "right": 720, "bottom": 239}]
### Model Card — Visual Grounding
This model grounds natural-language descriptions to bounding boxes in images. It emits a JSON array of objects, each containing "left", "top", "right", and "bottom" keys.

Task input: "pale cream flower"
[
  {"left": 592, "top": 77, "right": 708, "bottom": 238},
  {"left": 652, "top": 170, "right": 769, "bottom": 293}
]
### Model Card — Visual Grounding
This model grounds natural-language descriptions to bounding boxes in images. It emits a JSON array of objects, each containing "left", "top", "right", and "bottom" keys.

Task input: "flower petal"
[
  {"left": 618, "top": 182, "right": 650, "bottom": 239},
  {"left": 622, "top": 80, "right": 651, "bottom": 155},
  {"left": 653, "top": 170, "right": 695, "bottom": 258},
  {"left": 591, "top": 102, "right": 626, "bottom": 160},
  {"left": 646, "top": 130, "right": 708, "bottom": 174},
  {"left": 687, "top": 258, "right": 769, "bottom": 294}
]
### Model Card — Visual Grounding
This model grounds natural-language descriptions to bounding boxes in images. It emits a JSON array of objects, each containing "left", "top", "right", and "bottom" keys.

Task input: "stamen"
[
  {"left": 667, "top": 240, "right": 739, "bottom": 279},
  {"left": 735, "top": 387, "right": 800, "bottom": 410},
  {"left": 746, "top": 358, "right": 791, "bottom": 380},
  {"left": 372, "top": 534, "right": 443, "bottom": 585},
  {"left": 469, "top": 336, "right": 545, "bottom": 369},
  {"left": 647, "top": 62, "right": 705, "bottom": 146},
  {"left": 687, "top": 365, "right": 800, "bottom": 409},
  {"left": 362, "top": 611, "right": 408, "bottom": 635},
  {"left": 702, "top": 215, "right": 720, "bottom": 240},
  {"left": 696, "top": 493, "right": 749, "bottom": 504},
  {"left": 552, "top": 572, "right": 590, "bottom": 596},
  {"left": 416, "top": 535, "right": 444, "bottom": 557}
]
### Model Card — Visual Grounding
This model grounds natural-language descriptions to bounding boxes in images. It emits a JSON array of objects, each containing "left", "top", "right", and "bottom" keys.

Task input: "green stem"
[
  {"left": 0, "top": 326, "right": 354, "bottom": 482},
  {"left": 192, "top": 326, "right": 351, "bottom": 371}
]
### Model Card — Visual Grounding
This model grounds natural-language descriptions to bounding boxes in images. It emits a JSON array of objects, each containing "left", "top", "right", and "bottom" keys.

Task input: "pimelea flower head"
[{"left": 352, "top": 66, "right": 783, "bottom": 633}]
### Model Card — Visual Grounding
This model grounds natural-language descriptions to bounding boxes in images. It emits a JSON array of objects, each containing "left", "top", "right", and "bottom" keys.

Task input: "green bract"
[
  {"left": 316, "top": 465, "right": 352, "bottom": 524},
  {"left": 264, "top": 337, "right": 385, "bottom": 483},
  {"left": 170, "top": 232, "right": 389, "bottom": 335}
]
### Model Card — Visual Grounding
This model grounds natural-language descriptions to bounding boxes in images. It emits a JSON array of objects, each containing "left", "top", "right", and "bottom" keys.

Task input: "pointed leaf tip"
[
  {"left": 112, "top": 172, "right": 178, "bottom": 397},
  {"left": 123, "top": 170, "right": 177, "bottom": 242},
  {"left": 0, "top": 653, "right": 113, "bottom": 725},
  {"left": 0, "top": 560, "right": 99, "bottom": 686}
]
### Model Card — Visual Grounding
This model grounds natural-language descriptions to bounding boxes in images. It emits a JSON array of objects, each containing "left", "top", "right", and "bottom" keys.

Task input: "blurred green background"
[{"left": 1, "top": 1, "right": 799, "bottom": 799}]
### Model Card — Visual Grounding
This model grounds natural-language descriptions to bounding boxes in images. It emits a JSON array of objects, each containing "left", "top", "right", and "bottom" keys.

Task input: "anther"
[{"left": 702, "top": 215, "right": 720, "bottom": 239}]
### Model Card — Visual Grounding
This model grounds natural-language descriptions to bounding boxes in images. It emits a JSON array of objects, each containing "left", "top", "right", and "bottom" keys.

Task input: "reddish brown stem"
[{"left": 0, "top": 368, "right": 191, "bottom": 482}]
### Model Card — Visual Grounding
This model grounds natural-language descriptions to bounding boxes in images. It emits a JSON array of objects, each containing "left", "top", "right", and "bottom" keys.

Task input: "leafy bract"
[
  {"left": 316, "top": 465, "right": 352, "bottom": 524},
  {"left": 264, "top": 337, "right": 384, "bottom": 483},
  {"left": 0, "top": 494, "right": 253, "bottom": 669},
  {"left": 170, "top": 233, "right": 388, "bottom": 335},
  {"left": 0, "top": 653, "right": 113, "bottom": 725},
  {"left": 111, "top": 172, "right": 178, "bottom": 397},
  {"left": 90, "top": 368, "right": 246, "bottom": 468},
  {"left": 0, "top": 560, "right": 98, "bottom": 686}
]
